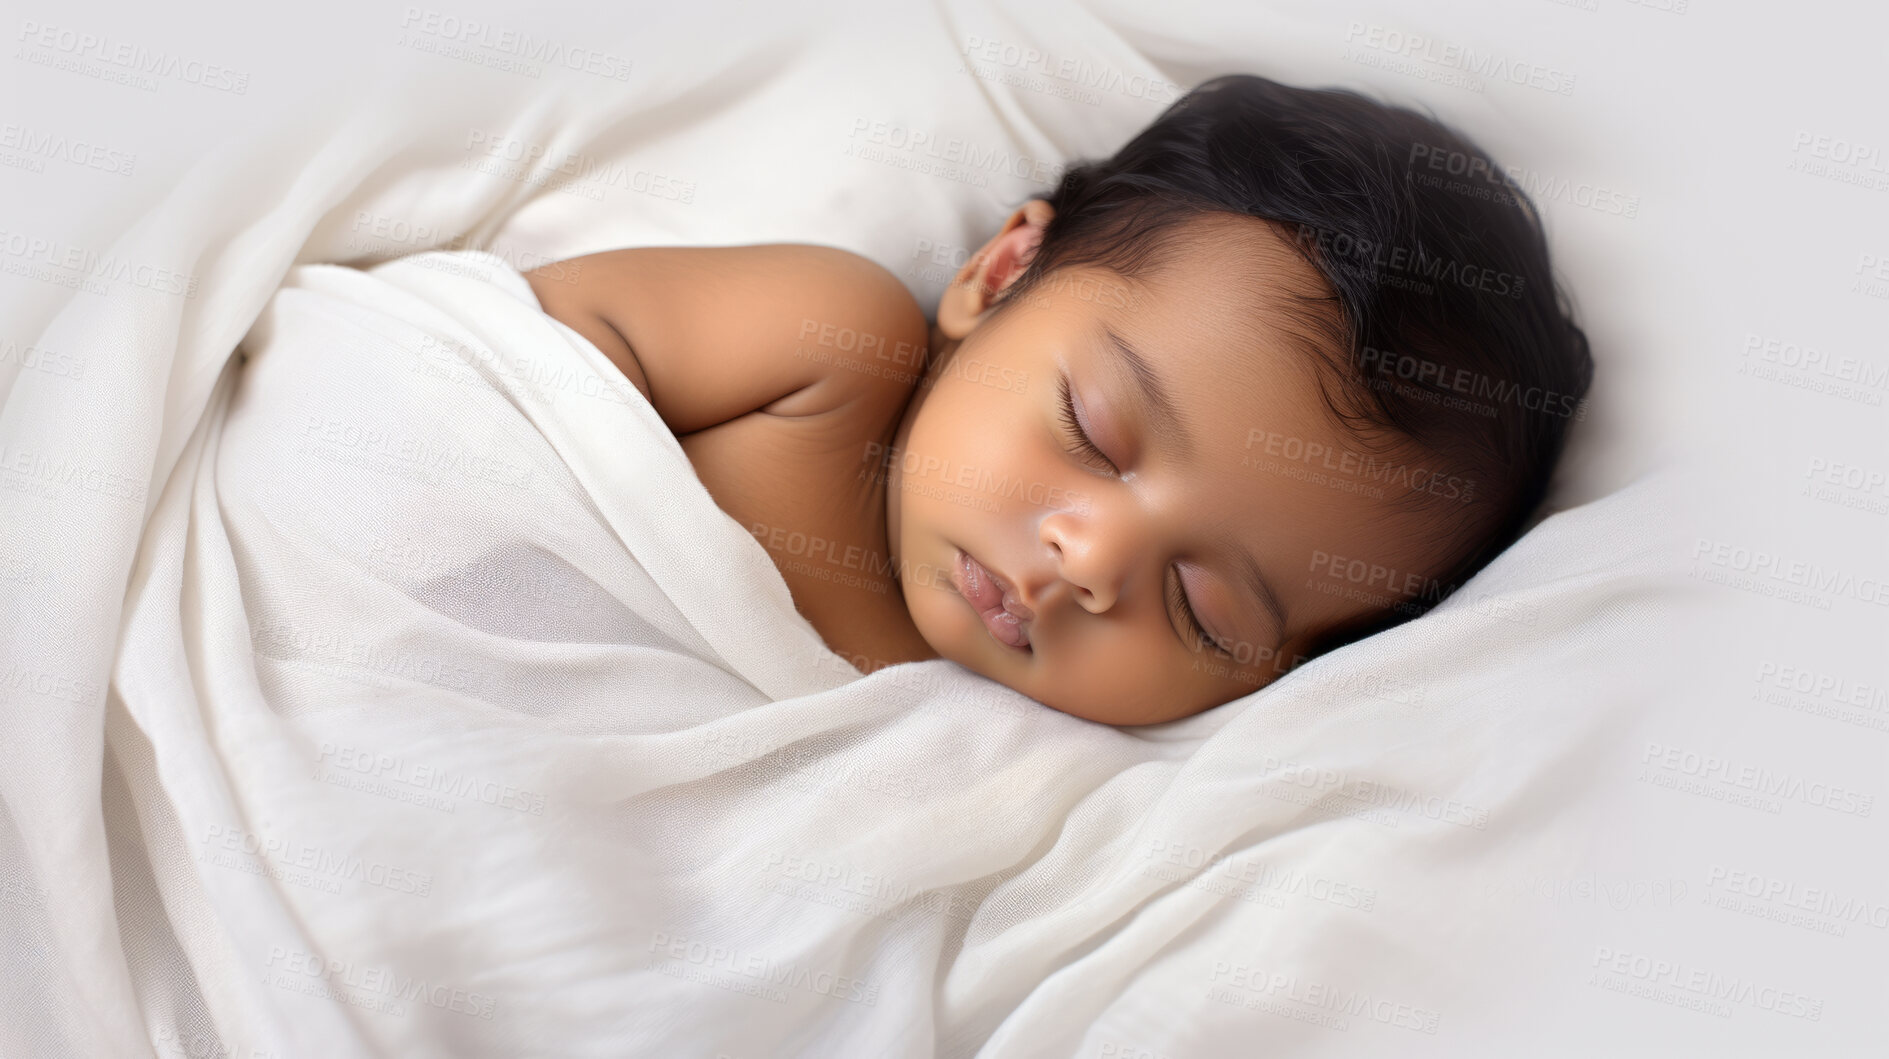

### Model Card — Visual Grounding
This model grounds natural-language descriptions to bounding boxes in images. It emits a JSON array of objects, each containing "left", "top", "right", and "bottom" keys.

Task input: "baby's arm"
[{"left": 523, "top": 245, "right": 928, "bottom": 436}]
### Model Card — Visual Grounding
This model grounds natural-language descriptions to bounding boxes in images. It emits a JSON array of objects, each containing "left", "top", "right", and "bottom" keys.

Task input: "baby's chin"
[{"left": 906, "top": 598, "right": 1032, "bottom": 690}]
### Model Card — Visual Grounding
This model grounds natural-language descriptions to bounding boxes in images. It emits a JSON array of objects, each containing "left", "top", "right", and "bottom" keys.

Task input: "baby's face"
[{"left": 885, "top": 218, "right": 1452, "bottom": 725}]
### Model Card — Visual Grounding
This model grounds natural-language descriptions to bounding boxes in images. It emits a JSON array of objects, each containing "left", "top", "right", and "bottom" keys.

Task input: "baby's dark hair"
[{"left": 992, "top": 73, "right": 1593, "bottom": 661}]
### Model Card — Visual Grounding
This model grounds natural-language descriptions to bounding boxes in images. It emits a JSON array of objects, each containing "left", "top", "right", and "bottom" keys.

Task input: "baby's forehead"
[
  {"left": 1140, "top": 211, "right": 1332, "bottom": 293},
  {"left": 1088, "top": 280, "right": 1339, "bottom": 414},
  {"left": 1084, "top": 256, "right": 1440, "bottom": 529},
  {"left": 1089, "top": 219, "right": 1342, "bottom": 361}
]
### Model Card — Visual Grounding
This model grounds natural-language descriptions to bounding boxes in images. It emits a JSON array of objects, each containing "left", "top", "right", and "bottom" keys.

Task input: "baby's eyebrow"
[{"left": 1095, "top": 322, "right": 1194, "bottom": 458}]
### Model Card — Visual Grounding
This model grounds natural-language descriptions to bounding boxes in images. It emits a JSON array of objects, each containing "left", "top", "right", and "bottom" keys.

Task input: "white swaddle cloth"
[
  {"left": 111, "top": 248, "right": 1070, "bottom": 1057},
  {"left": 101, "top": 247, "right": 1692, "bottom": 1057},
  {"left": 232, "top": 249, "right": 862, "bottom": 701}
]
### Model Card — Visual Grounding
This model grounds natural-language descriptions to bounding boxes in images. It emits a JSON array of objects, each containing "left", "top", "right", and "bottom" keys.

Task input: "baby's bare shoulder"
[
  {"left": 766, "top": 245, "right": 930, "bottom": 417},
  {"left": 527, "top": 243, "right": 927, "bottom": 434}
]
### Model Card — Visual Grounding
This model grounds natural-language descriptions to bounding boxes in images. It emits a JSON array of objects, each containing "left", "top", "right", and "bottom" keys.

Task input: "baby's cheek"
[
  {"left": 903, "top": 571, "right": 975, "bottom": 661},
  {"left": 937, "top": 377, "right": 1031, "bottom": 468},
  {"left": 1038, "top": 649, "right": 1166, "bottom": 724}
]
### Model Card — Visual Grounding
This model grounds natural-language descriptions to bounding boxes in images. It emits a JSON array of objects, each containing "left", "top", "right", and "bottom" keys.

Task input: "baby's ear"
[{"left": 937, "top": 199, "right": 1054, "bottom": 340}]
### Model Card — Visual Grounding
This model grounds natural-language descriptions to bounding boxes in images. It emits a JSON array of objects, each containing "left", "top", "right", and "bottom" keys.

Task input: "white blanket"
[
  {"left": 3, "top": 1, "right": 1882, "bottom": 1055},
  {"left": 101, "top": 248, "right": 1695, "bottom": 1056}
]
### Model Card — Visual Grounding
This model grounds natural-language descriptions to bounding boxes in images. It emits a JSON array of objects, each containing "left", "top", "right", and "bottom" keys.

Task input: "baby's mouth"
[{"left": 953, "top": 548, "right": 1033, "bottom": 651}]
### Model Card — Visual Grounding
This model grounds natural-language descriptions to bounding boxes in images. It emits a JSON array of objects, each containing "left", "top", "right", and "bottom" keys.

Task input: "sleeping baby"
[{"left": 523, "top": 73, "right": 1592, "bottom": 726}]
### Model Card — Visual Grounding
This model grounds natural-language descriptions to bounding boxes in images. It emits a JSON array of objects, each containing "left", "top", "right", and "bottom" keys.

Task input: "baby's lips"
[{"left": 988, "top": 608, "right": 1032, "bottom": 649}]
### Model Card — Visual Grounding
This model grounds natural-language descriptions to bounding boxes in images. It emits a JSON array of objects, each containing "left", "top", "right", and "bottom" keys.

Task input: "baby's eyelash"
[
  {"left": 1056, "top": 375, "right": 1210, "bottom": 651},
  {"left": 1056, "top": 375, "right": 1116, "bottom": 472},
  {"left": 1167, "top": 568, "right": 1217, "bottom": 651}
]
